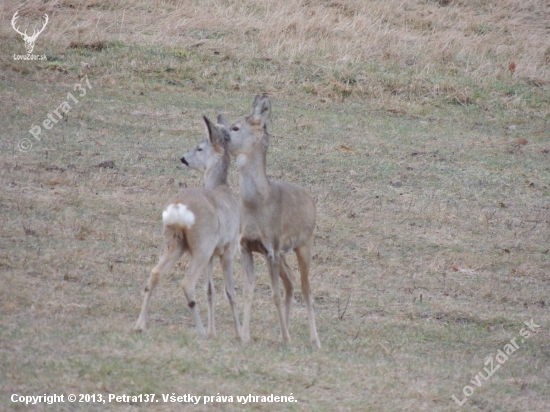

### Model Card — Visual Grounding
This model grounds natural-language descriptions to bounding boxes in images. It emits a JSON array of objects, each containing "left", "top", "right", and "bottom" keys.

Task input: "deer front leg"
[
  {"left": 266, "top": 252, "right": 291, "bottom": 345},
  {"left": 221, "top": 247, "right": 242, "bottom": 341},
  {"left": 241, "top": 245, "right": 255, "bottom": 343},
  {"left": 279, "top": 254, "right": 295, "bottom": 329},
  {"left": 205, "top": 258, "right": 216, "bottom": 338}
]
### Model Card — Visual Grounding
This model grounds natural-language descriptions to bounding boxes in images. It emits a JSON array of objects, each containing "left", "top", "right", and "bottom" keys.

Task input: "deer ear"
[
  {"left": 203, "top": 115, "right": 223, "bottom": 147},
  {"left": 217, "top": 114, "right": 228, "bottom": 128},
  {"left": 203, "top": 115, "right": 215, "bottom": 145},
  {"left": 251, "top": 95, "right": 271, "bottom": 128}
]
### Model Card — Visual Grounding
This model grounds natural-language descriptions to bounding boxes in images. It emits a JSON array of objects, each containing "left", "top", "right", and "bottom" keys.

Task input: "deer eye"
[
  {"left": 231, "top": 126, "right": 239, "bottom": 131},
  {"left": 197, "top": 147, "right": 202, "bottom": 152}
]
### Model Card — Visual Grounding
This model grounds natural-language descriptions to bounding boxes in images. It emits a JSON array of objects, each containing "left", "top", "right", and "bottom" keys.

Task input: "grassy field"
[{"left": 1, "top": 1, "right": 549, "bottom": 411}]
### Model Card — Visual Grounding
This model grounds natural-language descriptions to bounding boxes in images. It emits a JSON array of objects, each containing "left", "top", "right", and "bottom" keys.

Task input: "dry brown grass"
[
  {"left": 1, "top": 1, "right": 550, "bottom": 411},
  {"left": 1, "top": 0, "right": 549, "bottom": 108},
  {"left": 6, "top": 0, "right": 550, "bottom": 73}
]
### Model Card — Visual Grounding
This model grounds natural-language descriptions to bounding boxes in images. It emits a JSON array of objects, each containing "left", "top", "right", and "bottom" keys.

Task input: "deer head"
[{"left": 11, "top": 11, "right": 49, "bottom": 54}]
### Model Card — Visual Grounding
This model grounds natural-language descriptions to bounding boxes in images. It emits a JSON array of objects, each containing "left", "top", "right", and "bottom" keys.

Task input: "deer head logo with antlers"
[{"left": 11, "top": 11, "right": 49, "bottom": 54}]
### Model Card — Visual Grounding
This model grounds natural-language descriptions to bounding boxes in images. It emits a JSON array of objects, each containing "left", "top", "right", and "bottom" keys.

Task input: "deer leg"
[
  {"left": 135, "top": 231, "right": 184, "bottom": 331},
  {"left": 205, "top": 258, "right": 216, "bottom": 338},
  {"left": 266, "top": 252, "right": 291, "bottom": 345},
  {"left": 241, "top": 245, "right": 255, "bottom": 343},
  {"left": 295, "top": 244, "right": 321, "bottom": 349},
  {"left": 221, "top": 247, "right": 242, "bottom": 341},
  {"left": 181, "top": 251, "right": 212, "bottom": 338},
  {"left": 279, "top": 254, "right": 295, "bottom": 329}
]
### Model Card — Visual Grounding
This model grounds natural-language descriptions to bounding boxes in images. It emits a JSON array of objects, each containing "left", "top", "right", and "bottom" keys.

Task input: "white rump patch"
[{"left": 162, "top": 203, "right": 195, "bottom": 228}]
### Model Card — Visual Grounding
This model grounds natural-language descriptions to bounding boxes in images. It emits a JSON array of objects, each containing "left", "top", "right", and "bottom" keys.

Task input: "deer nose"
[{"left": 180, "top": 157, "right": 188, "bottom": 166}]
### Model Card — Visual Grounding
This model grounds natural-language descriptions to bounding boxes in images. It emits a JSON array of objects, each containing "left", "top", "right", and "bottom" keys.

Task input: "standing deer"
[
  {"left": 218, "top": 95, "right": 321, "bottom": 348},
  {"left": 11, "top": 11, "right": 49, "bottom": 54},
  {"left": 135, "top": 116, "right": 241, "bottom": 340}
]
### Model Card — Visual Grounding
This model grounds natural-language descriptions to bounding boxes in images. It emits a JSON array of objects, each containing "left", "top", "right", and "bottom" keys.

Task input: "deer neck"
[
  {"left": 204, "top": 149, "right": 230, "bottom": 191},
  {"left": 237, "top": 148, "right": 270, "bottom": 203}
]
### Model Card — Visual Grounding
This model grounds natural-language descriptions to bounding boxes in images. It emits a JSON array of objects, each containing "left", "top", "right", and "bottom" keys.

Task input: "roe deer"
[
  {"left": 135, "top": 116, "right": 241, "bottom": 340},
  {"left": 218, "top": 95, "right": 320, "bottom": 348}
]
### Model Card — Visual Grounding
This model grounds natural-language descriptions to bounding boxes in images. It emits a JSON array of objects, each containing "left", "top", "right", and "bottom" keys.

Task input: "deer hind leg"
[
  {"left": 295, "top": 243, "right": 321, "bottom": 349},
  {"left": 279, "top": 254, "right": 295, "bottom": 329},
  {"left": 266, "top": 251, "right": 291, "bottom": 345},
  {"left": 180, "top": 249, "right": 212, "bottom": 339},
  {"left": 135, "top": 229, "right": 185, "bottom": 332},
  {"left": 220, "top": 247, "right": 242, "bottom": 341},
  {"left": 205, "top": 258, "right": 216, "bottom": 338},
  {"left": 241, "top": 245, "right": 255, "bottom": 343}
]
